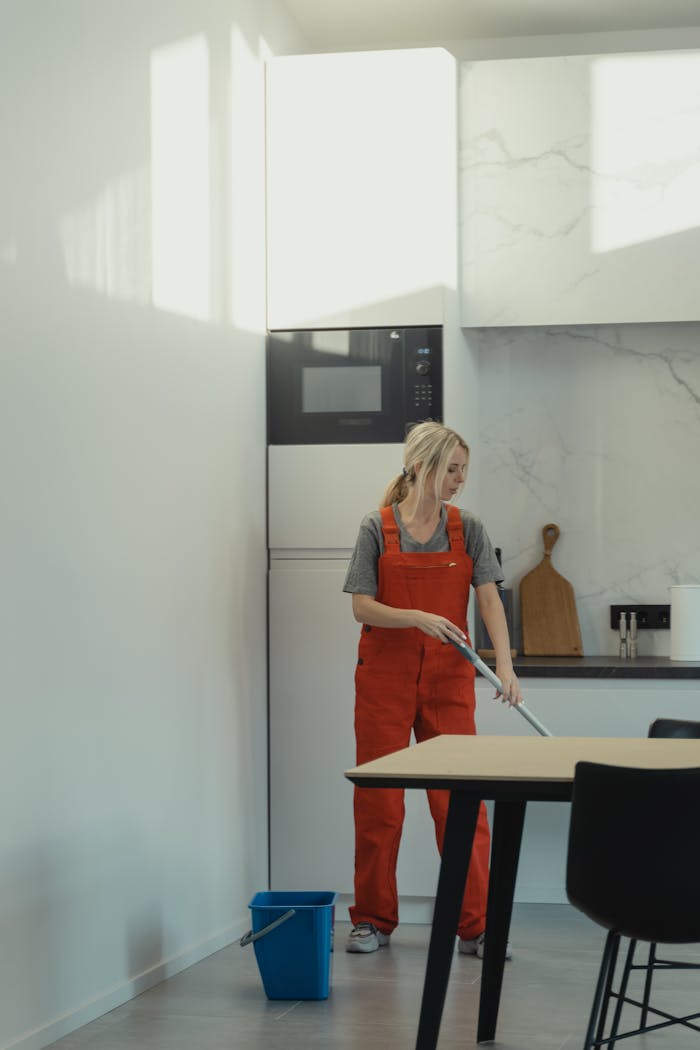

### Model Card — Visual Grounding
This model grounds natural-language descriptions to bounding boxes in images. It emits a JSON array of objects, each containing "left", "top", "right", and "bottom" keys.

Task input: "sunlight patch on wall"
[
  {"left": 591, "top": 51, "right": 700, "bottom": 254},
  {"left": 59, "top": 168, "right": 151, "bottom": 303},
  {"left": 150, "top": 35, "right": 211, "bottom": 321}
]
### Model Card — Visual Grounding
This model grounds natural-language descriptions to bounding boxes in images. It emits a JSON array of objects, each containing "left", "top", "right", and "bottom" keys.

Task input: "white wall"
[
  {"left": 0, "top": 2, "right": 305, "bottom": 1048},
  {"left": 422, "top": 24, "right": 700, "bottom": 61}
]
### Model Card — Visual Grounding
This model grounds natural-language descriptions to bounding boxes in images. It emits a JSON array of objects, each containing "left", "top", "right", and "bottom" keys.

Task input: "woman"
[{"left": 343, "top": 421, "right": 522, "bottom": 955}]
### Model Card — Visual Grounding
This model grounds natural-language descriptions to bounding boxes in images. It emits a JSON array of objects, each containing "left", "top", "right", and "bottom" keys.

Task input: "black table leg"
[
  {"left": 477, "top": 799, "right": 527, "bottom": 1044},
  {"left": 415, "top": 791, "right": 480, "bottom": 1050}
]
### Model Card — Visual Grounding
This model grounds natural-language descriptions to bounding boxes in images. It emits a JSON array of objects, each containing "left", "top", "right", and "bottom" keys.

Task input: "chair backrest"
[
  {"left": 566, "top": 761, "right": 700, "bottom": 944},
  {"left": 649, "top": 717, "right": 700, "bottom": 739}
]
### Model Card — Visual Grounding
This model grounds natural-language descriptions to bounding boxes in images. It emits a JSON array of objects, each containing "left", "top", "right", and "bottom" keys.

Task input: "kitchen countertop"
[{"left": 484, "top": 655, "right": 700, "bottom": 679}]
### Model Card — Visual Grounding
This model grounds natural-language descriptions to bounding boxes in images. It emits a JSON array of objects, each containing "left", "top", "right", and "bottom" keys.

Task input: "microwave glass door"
[{"left": 302, "top": 364, "right": 382, "bottom": 414}]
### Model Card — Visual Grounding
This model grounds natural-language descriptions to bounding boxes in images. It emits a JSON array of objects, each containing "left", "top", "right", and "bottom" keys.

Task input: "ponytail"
[{"left": 380, "top": 472, "right": 410, "bottom": 508}]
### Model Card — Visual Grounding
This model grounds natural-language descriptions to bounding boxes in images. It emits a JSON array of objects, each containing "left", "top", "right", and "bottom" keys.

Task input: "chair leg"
[
  {"left": 640, "top": 942, "right": 656, "bottom": 1028},
  {"left": 607, "top": 938, "right": 636, "bottom": 1043},
  {"left": 584, "top": 930, "right": 620, "bottom": 1050},
  {"left": 594, "top": 932, "right": 621, "bottom": 1048}
]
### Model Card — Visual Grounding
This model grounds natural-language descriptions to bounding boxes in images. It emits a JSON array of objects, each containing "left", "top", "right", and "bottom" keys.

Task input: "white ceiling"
[{"left": 281, "top": 0, "right": 700, "bottom": 50}]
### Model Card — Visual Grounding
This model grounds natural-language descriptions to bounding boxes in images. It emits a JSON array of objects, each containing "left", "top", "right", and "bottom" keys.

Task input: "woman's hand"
[
  {"left": 413, "top": 611, "right": 467, "bottom": 645},
  {"left": 494, "top": 666, "right": 523, "bottom": 708},
  {"left": 351, "top": 594, "right": 466, "bottom": 644},
  {"left": 474, "top": 582, "right": 522, "bottom": 707}
]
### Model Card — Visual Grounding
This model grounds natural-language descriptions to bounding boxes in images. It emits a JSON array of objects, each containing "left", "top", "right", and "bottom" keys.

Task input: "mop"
[{"left": 448, "top": 638, "right": 553, "bottom": 737}]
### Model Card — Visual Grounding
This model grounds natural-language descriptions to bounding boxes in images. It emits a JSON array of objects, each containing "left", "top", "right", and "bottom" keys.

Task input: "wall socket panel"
[{"left": 610, "top": 604, "right": 671, "bottom": 630}]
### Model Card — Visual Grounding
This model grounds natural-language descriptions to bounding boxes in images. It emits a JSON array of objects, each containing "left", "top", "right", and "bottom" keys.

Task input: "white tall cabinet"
[
  {"left": 267, "top": 443, "right": 443, "bottom": 906},
  {"left": 265, "top": 45, "right": 463, "bottom": 919},
  {"left": 266, "top": 48, "right": 458, "bottom": 330},
  {"left": 268, "top": 558, "right": 444, "bottom": 901}
]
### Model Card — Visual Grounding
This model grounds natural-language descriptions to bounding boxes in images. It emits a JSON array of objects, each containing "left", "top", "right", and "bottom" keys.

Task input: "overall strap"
[
  {"left": 380, "top": 505, "right": 401, "bottom": 551},
  {"left": 446, "top": 505, "right": 466, "bottom": 552}
]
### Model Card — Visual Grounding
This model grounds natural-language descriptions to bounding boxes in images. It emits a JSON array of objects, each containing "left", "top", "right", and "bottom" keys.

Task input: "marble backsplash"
[{"left": 470, "top": 322, "right": 700, "bottom": 656}]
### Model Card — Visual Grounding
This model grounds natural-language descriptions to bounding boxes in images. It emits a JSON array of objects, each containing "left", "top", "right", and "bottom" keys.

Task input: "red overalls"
[{"left": 350, "top": 504, "right": 491, "bottom": 939}]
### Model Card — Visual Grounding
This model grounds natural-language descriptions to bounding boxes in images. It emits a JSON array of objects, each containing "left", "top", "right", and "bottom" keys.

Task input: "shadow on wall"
[
  {"left": 0, "top": 0, "right": 299, "bottom": 1047},
  {"left": 1, "top": 826, "right": 162, "bottom": 1034}
]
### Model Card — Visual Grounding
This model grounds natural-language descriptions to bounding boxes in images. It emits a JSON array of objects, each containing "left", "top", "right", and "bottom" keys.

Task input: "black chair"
[
  {"left": 630, "top": 718, "right": 700, "bottom": 1027},
  {"left": 649, "top": 718, "right": 700, "bottom": 739},
  {"left": 566, "top": 760, "right": 700, "bottom": 1049}
]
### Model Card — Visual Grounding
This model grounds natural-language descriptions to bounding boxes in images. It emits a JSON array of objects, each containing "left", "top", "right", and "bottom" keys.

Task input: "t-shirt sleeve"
[
  {"left": 463, "top": 512, "right": 505, "bottom": 588},
  {"left": 343, "top": 512, "right": 383, "bottom": 596}
]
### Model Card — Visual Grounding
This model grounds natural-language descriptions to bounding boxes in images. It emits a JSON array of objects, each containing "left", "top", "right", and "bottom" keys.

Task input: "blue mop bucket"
[{"left": 240, "top": 891, "right": 337, "bottom": 1000}]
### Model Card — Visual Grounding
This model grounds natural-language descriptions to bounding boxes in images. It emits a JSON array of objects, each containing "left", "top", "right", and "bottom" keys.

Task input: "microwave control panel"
[{"left": 405, "top": 336, "right": 441, "bottom": 427}]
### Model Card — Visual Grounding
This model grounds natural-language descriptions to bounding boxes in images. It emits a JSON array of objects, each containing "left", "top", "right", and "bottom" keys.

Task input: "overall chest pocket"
[{"left": 400, "top": 560, "right": 471, "bottom": 623}]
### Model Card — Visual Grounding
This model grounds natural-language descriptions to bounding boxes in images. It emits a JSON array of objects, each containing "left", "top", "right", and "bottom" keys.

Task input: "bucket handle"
[{"left": 239, "top": 908, "right": 296, "bottom": 947}]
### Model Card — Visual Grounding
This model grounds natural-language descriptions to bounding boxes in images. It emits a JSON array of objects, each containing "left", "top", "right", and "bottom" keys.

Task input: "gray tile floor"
[{"left": 48, "top": 904, "right": 699, "bottom": 1049}]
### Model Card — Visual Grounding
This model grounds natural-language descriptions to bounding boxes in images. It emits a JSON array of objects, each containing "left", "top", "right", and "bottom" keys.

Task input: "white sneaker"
[
  {"left": 458, "top": 931, "right": 512, "bottom": 960},
  {"left": 346, "top": 922, "right": 391, "bottom": 953}
]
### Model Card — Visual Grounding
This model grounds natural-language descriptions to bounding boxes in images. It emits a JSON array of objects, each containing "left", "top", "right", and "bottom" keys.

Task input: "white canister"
[{"left": 669, "top": 585, "right": 700, "bottom": 661}]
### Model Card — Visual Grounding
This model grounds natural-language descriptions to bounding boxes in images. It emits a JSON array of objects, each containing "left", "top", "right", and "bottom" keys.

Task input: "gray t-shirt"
[{"left": 343, "top": 503, "right": 504, "bottom": 597}]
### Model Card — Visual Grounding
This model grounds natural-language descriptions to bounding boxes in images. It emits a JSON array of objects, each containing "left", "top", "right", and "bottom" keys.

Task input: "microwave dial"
[{"left": 415, "top": 361, "right": 431, "bottom": 376}]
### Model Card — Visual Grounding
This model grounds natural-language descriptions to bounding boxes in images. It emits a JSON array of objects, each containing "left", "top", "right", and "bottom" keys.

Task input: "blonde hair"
[{"left": 380, "top": 422, "right": 470, "bottom": 509}]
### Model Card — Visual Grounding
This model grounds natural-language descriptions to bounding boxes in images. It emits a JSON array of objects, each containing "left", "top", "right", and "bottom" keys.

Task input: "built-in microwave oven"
[{"left": 267, "top": 326, "right": 442, "bottom": 444}]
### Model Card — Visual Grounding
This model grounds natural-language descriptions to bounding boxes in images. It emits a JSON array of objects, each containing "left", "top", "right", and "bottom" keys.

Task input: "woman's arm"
[
  {"left": 351, "top": 593, "right": 467, "bottom": 644},
  {"left": 475, "top": 581, "right": 522, "bottom": 706}
]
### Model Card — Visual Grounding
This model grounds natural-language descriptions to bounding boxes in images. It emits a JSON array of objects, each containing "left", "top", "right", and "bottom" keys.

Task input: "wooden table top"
[{"left": 345, "top": 735, "right": 700, "bottom": 787}]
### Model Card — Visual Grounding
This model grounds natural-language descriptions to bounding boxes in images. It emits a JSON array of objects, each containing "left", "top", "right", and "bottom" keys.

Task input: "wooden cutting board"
[{"left": 520, "top": 523, "right": 583, "bottom": 656}]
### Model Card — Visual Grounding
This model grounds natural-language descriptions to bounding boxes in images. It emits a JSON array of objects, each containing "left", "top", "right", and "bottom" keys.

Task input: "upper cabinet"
[
  {"left": 266, "top": 49, "right": 457, "bottom": 330},
  {"left": 460, "top": 51, "right": 700, "bottom": 326}
]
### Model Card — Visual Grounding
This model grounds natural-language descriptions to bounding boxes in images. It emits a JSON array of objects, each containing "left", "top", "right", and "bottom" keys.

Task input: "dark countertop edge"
[
  {"left": 487, "top": 656, "right": 700, "bottom": 680},
  {"left": 346, "top": 776, "right": 572, "bottom": 799}
]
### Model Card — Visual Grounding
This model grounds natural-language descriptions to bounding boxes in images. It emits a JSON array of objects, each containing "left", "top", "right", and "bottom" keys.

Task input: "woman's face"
[{"left": 440, "top": 444, "right": 468, "bottom": 502}]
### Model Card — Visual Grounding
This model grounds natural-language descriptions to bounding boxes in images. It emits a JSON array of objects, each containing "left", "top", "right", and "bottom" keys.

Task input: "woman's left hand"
[{"left": 494, "top": 667, "right": 523, "bottom": 708}]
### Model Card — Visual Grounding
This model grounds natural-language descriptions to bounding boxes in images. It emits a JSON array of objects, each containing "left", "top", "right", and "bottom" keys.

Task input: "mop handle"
[{"left": 449, "top": 638, "right": 553, "bottom": 738}]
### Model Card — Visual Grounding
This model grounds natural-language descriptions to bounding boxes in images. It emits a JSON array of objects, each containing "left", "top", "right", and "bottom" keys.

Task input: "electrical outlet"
[{"left": 610, "top": 604, "right": 671, "bottom": 630}]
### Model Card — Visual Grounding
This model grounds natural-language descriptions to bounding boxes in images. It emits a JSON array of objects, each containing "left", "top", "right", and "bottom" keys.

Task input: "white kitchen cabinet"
[
  {"left": 267, "top": 444, "right": 403, "bottom": 551},
  {"left": 460, "top": 50, "right": 700, "bottom": 326},
  {"left": 268, "top": 558, "right": 440, "bottom": 903},
  {"left": 266, "top": 48, "right": 457, "bottom": 330}
]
